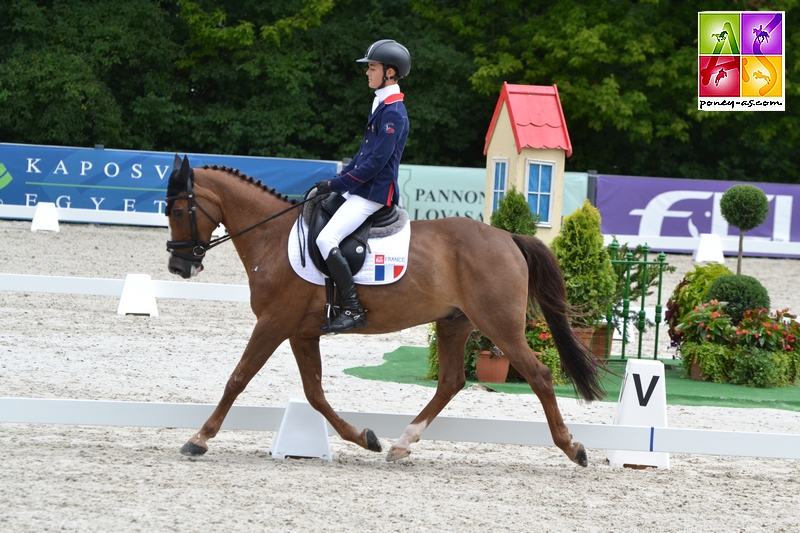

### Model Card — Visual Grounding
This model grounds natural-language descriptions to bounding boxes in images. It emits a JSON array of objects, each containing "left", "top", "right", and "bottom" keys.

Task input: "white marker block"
[
  {"left": 212, "top": 224, "right": 227, "bottom": 238},
  {"left": 116, "top": 274, "right": 159, "bottom": 317},
  {"left": 693, "top": 233, "right": 725, "bottom": 264},
  {"left": 270, "top": 399, "right": 331, "bottom": 461},
  {"left": 606, "top": 359, "right": 670, "bottom": 469},
  {"left": 30, "top": 202, "right": 60, "bottom": 232}
]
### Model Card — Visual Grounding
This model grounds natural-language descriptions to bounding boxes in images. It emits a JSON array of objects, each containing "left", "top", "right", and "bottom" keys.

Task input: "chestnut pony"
[{"left": 164, "top": 156, "right": 604, "bottom": 466}]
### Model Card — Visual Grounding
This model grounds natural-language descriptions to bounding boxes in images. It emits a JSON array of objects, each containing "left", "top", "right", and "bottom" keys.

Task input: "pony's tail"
[{"left": 511, "top": 234, "right": 605, "bottom": 402}]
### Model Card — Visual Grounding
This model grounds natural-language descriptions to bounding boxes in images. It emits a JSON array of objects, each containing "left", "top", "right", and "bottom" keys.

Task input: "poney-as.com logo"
[{"left": 698, "top": 11, "right": 784, "bottom": 111}]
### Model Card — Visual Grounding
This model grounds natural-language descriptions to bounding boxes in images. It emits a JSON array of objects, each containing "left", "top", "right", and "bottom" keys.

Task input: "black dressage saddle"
[{"left": 304, "top": 191, "right": 400, "bottom": 277}]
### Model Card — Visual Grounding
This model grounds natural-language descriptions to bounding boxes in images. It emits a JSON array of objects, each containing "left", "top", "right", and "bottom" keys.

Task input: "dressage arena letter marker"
[
  {"left": 116, "top": 274, "right": 159, "bottom": 317},
  {"left": 693, "top": 233, "right": 725, "bottom": 264},
  {"left": 606, "top": 359, "right": 670, "bottom": 469},
  {"left": 269, "top": 399, "right": 332, "bottom": 461},
  {"left": 212, "top": 224, "right": 226, "bottom": 238},
  {"left": 30, "top": 202, "right": 60, "bottom": 232}
]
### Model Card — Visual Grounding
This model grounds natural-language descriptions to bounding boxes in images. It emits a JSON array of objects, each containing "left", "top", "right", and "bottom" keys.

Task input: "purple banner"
[{"left": 596, "top": 174, "right": 800, "bottom": 258}]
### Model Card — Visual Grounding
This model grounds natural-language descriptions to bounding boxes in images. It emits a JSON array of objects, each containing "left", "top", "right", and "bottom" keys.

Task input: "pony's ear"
[
  {"left": 172, "top": 154, "right": 182, "bottom": 173},
  {"left": 178, "top": 155, "right": 191, "bottom": 181}
]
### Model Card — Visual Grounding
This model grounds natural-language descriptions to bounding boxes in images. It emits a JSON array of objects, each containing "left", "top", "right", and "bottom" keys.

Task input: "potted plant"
[
  {"left": 426, "top": 326, "right": 508, "bottom": 383},
  {"left": 665, "top": 263, "right": 733, "bottom": 346},
  {"left": 550, "top": 199, "right": 616, "bottom": 348},
  {"left": 719, "top": 184, "right": 770, "bottom": 275},
  {"left": 525, "top": 316, "right": 555, "bottom": 355},
  {"left": 466, "top": 330, "right": 508, "bottom": 383},
  {"left": 730, "top": 307, "right": 796, "bottom": 387},
  {"left": 522, "top": 316, "right": 565, "bottom": 384},
  {"left": 675, "top": 300, "right": 736, "bottom": 381}
]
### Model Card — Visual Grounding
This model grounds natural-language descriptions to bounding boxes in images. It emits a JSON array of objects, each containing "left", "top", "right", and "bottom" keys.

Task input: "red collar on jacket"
[{"left": 383, "top": 93, "right": 404, "bottom": 105}]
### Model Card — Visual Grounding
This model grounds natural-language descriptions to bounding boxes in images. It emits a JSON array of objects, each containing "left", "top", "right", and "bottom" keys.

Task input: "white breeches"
[{"left": 316, "top": 192, "right": 384, "bottom": 260}]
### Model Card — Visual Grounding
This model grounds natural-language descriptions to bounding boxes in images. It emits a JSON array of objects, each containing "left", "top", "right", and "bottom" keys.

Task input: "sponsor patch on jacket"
[{"left": 383, "top": 123, "right": 395, "bottom": 134}]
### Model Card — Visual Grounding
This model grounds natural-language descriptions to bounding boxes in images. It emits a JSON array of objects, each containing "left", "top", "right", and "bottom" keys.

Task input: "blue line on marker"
[{"left": 650, "top": 427, "right": 655, "bottom": 452}]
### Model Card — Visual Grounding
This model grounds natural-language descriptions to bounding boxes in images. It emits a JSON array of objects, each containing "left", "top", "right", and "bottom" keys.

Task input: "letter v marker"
[{"left": 633, "top": 373, "right": 660, "bottom": 407}]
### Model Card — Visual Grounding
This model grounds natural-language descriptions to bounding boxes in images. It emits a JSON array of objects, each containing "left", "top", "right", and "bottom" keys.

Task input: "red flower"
[{"left": 706, "top": 334, "right": 711, "bottom": 339}]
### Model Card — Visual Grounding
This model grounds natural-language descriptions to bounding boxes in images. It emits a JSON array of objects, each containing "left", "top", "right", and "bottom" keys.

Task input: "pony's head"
[{"left": 165, "top": 155, "right": 220, "bottom": 279}]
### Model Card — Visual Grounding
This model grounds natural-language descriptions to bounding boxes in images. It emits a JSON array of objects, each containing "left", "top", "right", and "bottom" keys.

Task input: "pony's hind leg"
[
  {"left": 289, "top": 337, "right": 382, "bottom": 452},
  {"left": 495, "top": 336, "right": 588, "bottom": 467},
  {"left": 386, "top": 315, "right": 473, "bottom": 461}
]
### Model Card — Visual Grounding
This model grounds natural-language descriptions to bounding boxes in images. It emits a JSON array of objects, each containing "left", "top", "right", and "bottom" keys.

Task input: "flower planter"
[
  {"left": 591, "top": 325, "right": 611, "bottom": 360},
  {"left": 475, "top": 350, "right": 510, "bottom": 383},
  {"left": 689, "top": 361, "right": 706, "bottom": 381},
  {"left": 573, "top": 327, "right": 594, "bottom": 352}
]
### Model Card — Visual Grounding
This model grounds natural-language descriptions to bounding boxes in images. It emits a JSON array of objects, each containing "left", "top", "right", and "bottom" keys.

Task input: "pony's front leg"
[
  {"left": 289, "top": 337, "right": 382, "bottom": 453},
  {"left": 386, "top": 317, "right": 472, "bottom": 461},
  {"left": 180, "top": 319, "right": 286, "bottom": 456}
]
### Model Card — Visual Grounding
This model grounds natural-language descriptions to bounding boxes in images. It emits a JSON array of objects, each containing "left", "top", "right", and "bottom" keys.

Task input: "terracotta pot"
[
  {"left": 475, "top": 350, "right": 510, "bottom": 383},
  {"left": 572, "top": 327, "right": 594, "bottom": 351},
  {"left": 591, "top": 325, "right": 611, "bottom": 359},
  {"left": 689, "top": 360, "right": 705, "bottom": 381}
]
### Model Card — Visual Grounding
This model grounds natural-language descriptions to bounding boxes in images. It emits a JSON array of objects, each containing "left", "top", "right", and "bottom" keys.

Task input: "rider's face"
[{"left": 366, "top": 62, "right": 384, "bottom": 89}]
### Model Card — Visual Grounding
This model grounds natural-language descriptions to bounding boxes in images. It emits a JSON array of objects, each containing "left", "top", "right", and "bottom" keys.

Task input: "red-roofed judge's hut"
[{"left": 483, "top": 83, "right": 573, "bottom": 244}]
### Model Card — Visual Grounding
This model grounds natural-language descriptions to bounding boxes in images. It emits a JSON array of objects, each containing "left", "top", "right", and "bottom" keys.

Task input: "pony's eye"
[{"left": 172, "top": 208, "right": 184, "bottom": 217}]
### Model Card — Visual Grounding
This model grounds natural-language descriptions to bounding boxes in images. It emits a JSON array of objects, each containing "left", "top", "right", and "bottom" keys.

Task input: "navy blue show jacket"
[{"left": 330, "top": 93, "right": 408, "bottom": 206}]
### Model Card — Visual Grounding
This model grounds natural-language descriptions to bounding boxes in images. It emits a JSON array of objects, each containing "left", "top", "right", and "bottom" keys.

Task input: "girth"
[{"left": 306, "top": 192, "right": 399, "bottom": 277}]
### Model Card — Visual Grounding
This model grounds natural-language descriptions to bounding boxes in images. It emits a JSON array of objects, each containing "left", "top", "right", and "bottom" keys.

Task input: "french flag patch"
[{"left": 373, "top": 254, "right": 405, "bottom": 281}]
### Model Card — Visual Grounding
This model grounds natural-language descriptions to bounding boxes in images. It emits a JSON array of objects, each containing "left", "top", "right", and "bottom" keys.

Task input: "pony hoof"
[
  {"left": 572, "top": 443, "right": 588, "bottom": 467},
  {"left": 365, "top": 429, "right": 382, "bottom": 452},
  {"left": 385, "top": 445, "right": 410, "bottom": 462},
  {"left": 180, "top": 440, "right": 208, "bottom": 457}
]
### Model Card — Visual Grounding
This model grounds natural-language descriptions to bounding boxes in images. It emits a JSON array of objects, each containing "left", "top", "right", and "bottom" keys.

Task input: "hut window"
[
  {"left": 492, "top": 159, "right": 507, "bottom": 211},
  {"left": 525, "top": 161, "right": 553, "bottom": 224}
]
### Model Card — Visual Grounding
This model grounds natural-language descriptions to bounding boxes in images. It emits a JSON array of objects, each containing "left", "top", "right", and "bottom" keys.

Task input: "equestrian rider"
[{"left": 314, "top": 39, "right": 410, "bottom": 333}]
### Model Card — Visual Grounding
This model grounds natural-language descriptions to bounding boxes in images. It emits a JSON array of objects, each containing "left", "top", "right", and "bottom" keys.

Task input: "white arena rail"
[
  {"left": 0, "top": 204, "right": 168, "bottom": 227},
  {"left": 0, "top": 273, "right": 249, "bottom": 302},
  {"left": 1, "top": 397, "right": 799, "bottom": 460}
]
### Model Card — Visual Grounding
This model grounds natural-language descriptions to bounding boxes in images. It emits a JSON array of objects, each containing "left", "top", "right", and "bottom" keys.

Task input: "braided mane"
[{"left": 202, "top": 164, "right": 298, "bottom": 205}]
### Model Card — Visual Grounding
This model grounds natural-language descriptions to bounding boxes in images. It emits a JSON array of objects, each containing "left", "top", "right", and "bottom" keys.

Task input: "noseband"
[{"left": 165, "top": 173, "right": 222, "bottom": 262}]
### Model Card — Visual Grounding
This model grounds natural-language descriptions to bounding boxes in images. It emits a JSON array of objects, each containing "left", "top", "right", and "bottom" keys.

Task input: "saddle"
[{"left": 303, "top": 191, "right": 401, "bottom": 277}]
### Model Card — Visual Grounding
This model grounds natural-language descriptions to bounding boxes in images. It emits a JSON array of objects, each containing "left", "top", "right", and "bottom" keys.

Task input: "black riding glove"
[{"left": 315, "top": 180, "right": 333, "bottom": 194}]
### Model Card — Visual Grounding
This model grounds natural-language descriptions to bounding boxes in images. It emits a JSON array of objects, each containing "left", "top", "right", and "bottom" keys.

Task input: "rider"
[{"left": 314, "top": 39, "right": 411, "bottom": 334}]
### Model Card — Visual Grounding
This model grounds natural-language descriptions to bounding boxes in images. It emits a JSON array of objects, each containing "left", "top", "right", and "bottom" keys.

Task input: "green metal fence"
[{"left": 599, "top": 239, "right": 671, "bottom": 360}]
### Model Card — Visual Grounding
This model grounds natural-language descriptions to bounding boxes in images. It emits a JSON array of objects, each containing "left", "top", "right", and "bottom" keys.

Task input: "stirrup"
[{"left": 320, "top": 308, "right": 369, "bottom": 334}]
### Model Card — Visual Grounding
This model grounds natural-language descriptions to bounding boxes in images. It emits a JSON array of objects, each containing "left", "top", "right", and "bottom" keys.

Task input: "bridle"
[{"left": 165, "top": 172, "right": 312, "bottom": 262}]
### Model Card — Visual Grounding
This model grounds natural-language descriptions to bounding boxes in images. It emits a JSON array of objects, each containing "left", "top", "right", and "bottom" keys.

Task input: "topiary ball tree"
[
  {"left": 719, "top": 184, "right": 769, "bottom": 275},
  {"left": 490, "top": 187, "right": 539, "bottom": 236},
  {"left": 705, "top": 274, "right": 770, "bottom": 325}
]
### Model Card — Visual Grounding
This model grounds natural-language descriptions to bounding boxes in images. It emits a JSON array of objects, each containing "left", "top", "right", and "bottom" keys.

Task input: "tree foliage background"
[{"left": 1, "top": 0, "right": 797, "bottom": 182}]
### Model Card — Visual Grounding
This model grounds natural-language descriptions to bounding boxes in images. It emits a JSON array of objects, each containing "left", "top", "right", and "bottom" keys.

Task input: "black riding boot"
[{"left": 321, "top": 247, "right": 368, "bottom": 333}]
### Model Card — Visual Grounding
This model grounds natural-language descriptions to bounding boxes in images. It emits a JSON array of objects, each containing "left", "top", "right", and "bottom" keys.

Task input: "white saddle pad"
[{"left": 288, "top": 217, "right": 411, "bottom": 286}]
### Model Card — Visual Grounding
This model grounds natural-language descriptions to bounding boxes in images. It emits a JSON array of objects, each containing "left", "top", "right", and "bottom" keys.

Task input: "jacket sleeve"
[
  {"left": 339, "top": 155, "right": 357, "bottom": 176},
  {"left": 330, "top": 107, "right": 406, "bottom": 191}
]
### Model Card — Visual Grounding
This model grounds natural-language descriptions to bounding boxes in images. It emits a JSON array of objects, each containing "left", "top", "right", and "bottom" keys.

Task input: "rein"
[{"left": 166, "top": 173, "right": 312, "bottom": 260}]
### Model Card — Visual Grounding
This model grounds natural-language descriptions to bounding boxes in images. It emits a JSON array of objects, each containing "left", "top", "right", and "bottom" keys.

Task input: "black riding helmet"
[{"left": 356, "top": 39, "right": 411, "bottom": 81}]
